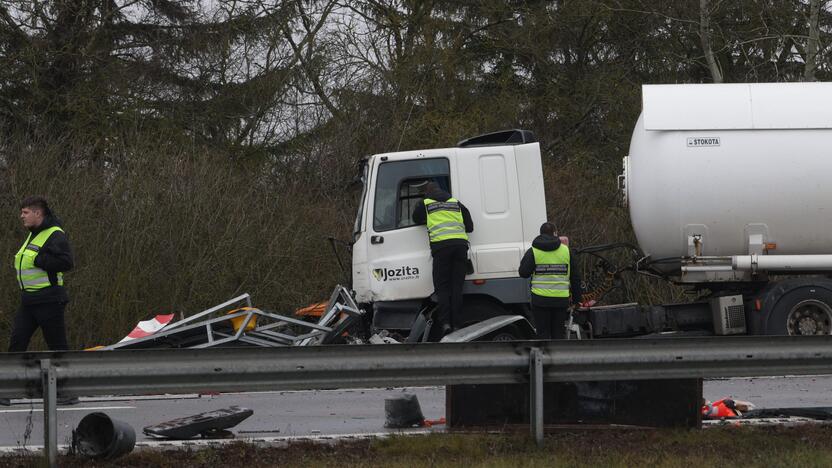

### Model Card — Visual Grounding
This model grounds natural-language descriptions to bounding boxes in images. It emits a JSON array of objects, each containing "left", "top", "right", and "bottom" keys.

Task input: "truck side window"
[
  {"left": 397, "top": 177, "right": 450, "bottom": 228},
  {"left": 374, "top": 158, "right": 450, "bottom": 232}
]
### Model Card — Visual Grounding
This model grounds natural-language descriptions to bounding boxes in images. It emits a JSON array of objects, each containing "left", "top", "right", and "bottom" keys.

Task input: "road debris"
[
  {"left": 384, "top": 394, "right": 425, "bottom": 428},
  {"left": 143, "top": 406, "right": 254, "bottom": 440},
  {"left": 71, "top": 412, "right": 136, "bottom": 460}
]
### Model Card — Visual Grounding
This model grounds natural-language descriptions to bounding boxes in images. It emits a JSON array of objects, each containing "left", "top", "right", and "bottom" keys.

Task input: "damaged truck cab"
[
  {"left": 351, "top": 130, "right": 545, "bottom": 340},
  {"left": 346, "top": 83, "right": 832, "bottom": 343}
]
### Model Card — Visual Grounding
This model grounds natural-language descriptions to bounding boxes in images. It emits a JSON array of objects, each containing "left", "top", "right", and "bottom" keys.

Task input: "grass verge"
[{"left": 3, "top": 426, "right": 832, "bottom": 467}]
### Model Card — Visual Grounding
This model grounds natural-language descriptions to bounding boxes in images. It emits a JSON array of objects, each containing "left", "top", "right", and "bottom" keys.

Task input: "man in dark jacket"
[
  {"left": 412, "top": 182, "right": 474, "bottom": 338},
  {"left": 518, "top": 222, "right": 581, "bottom": 339},
  {"left": 8, "top": 196, "right": 74, "bottom": 352},
  {"left": 2, "top": 196, "right": 75, "bottom": 406}
]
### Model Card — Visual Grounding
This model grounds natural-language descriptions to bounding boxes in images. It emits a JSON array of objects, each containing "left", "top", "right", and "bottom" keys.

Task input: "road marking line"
[
  {"left": 0, "top": 406, "right": 135, "bottom": 414},
  {"left": 223, "top": 386, "right": 445, "bottom": 396},
  {"left": 2, "top": 388, "right": 445, "bottom": 406},
  {"left": 10, "top": 394, "right": 201, "bottom": 405}
]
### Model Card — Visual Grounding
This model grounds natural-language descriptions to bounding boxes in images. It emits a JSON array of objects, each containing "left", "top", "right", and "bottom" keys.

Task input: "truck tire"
[
  {"left": 481, "top": 324, "right": 522, "bottom": 342},
  {"left": 461, "top": 299, "right": 534, "bottom": 341},
  {"left": 764, "top": 286, "right": 832, "bottom": 336},
  {"left": 460, "top": 299, "right": 508, "bottom": 327}
]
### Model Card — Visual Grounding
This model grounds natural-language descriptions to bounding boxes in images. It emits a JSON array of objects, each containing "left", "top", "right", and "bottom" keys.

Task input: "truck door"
[
  {"left": 454, "top": 146, "right": 525, "bottom": 279},
  {"left": 360, "top": 155, "right": 451, "bottom": 302}
]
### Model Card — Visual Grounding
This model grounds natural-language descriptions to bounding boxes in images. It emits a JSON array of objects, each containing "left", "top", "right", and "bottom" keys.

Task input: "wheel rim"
[
  {"left": 787, "top": 300, "right": 832, "bottom": 335},
  {"left": 491, "top": 332, "right": 516, "bottom": 342}
]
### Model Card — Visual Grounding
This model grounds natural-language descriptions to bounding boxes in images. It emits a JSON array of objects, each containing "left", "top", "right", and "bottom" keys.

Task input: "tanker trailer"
[{"left": 586, "top": 83, "right": 832, "bottom": 337}]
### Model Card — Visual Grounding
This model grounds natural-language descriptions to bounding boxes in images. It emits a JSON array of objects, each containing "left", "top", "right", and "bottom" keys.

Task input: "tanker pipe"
[
  {"left": 681, "top": 265, "right": 733, "bottom": 273},
  {"left": 732, "top": 254, "right": 832, "bottom": 273}
]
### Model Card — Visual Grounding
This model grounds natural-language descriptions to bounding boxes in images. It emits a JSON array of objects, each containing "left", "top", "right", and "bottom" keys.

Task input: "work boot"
[
  {"left": 0, "top": 398, "right": 10, "bottom": 406},
  {"left": 57, "top": 396, "right": 79, "bottom": 406}
]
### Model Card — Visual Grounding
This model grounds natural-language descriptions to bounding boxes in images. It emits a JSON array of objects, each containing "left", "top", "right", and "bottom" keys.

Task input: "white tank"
[{"left": 624, "top": 83, "right": 832, "bottom": 261}]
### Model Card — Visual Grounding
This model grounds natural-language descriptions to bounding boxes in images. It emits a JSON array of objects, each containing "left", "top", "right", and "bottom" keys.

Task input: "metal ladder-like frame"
[{"left": 101, "top": 285, "right": 363, "bottom": 350}]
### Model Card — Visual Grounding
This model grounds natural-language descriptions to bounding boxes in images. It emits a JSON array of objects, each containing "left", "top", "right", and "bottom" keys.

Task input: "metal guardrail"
[{"left": 4, "top": 335, "right": 832, "bottom": 466}]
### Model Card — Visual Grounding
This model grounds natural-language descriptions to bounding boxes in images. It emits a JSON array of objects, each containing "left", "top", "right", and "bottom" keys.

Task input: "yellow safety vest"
[
  {"left": 530, "top": 245, "right": 570, "bottom": 298},
  {"left": 14, "top": 226, "right": 64, "bottom": 291},
  {"left": 424, "top": 198, "right": 468, "bottom": 243}
]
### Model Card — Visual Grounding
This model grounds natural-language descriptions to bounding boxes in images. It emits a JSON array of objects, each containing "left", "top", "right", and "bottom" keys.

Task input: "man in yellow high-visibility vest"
[
  {"left": 518, "top": 222, "right": 581, "bottom": 339},
  {"left": 8, "top": 196, "right": 74, "bottom": 352},
  {"left": 412, "top": 182, "right": 474, "bottom": 338},
  {"left": 2, "top": 196, "right": 75, "bottom": 406}
]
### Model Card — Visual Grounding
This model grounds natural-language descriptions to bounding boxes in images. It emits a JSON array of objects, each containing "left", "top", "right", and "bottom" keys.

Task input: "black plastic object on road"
[
  {"left": 72, "top": 412, "right": 136, "bottom": 460},
  {"left": 384, "top": 394, "right": 425, "bottom": 428},
  {"left": 143, "top": 406, "right": 254, "bottom": 439}
]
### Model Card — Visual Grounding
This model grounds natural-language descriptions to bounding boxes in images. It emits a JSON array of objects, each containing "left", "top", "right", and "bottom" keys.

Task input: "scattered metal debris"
[
  {"left": 369, "top": 330, "right": 400, "bottom": 344},
  {"left": 101, "top": 286, "right": 362, "bottom": 350}
]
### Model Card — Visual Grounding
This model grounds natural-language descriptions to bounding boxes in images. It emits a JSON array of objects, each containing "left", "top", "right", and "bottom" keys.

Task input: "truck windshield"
[{"left": 373, "top": 158, "right": 450, "bottom": 232}]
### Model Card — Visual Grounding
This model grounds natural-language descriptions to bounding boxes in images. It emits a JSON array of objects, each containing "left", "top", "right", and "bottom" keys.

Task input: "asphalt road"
[
  {"left": 2, "top": 377, "right": 832, "bottom": 450},
  {"left": 0, "top": 386, "right": 445, "bottom": 451}
]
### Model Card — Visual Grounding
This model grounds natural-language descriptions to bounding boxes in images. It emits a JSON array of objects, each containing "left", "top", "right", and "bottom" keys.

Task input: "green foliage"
[
  {"left": 8, "top": 427, "right": 832, "bottom": 467},
  {"left": 0, "top": 136, "right": 349, "bottom": 349},
  {"left": 0, "top": 1, "right": 830, "bottom": 347}
]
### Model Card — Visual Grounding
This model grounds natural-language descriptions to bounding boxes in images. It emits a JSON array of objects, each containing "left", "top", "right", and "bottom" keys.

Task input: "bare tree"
[
  {"left": 699, "top": 0, "right": 723, "bottom": 83},
  {"left": 804, "top": 0, "right": 822, "bottom": 81}
]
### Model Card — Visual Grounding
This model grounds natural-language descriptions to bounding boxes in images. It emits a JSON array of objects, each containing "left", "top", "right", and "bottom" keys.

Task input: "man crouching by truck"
[
  {"left": 519, "top": 222, "right": 581, "bottom": 339},
  {"left": 412, "top": 182, "right": 474, "bottom": 339}
]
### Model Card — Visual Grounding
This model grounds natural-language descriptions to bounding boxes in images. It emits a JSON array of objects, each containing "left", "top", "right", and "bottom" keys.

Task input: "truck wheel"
[
  {"left": 462, "top": 299, "right": 535, "bottom": 341},
  {"left": 765, "top": 287, "right": 832, "bottom": 336},
  {"left": 460, "top": 299, "right": 508, "bottom": 326},
  {"left": 482, "top": 324, "right": 521, "bottom": 342},
  {"left": 786, "top": 300, "right": 832, "bottom": 335},
  {"left": 463, "top": 300, "right": 519, "bottom": 341}
]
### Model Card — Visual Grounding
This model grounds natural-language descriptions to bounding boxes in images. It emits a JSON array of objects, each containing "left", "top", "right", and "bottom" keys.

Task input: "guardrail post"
[
  {"left": 529, "top": 347, "right": 543, "bottom": 446},
  {"left": 40, "top": 359, "right": 57, "bottom": 468}
]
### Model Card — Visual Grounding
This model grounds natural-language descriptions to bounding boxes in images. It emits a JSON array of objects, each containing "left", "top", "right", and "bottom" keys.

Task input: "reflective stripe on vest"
[
  {"left": 531, "top": 245, "right": 570, "bottom": 298},
  {"left": 14, "top": 226, "right": 64, "bottom": 291},
  {"left": 424, "top": 198, "right": 468, "bottom": 243}
]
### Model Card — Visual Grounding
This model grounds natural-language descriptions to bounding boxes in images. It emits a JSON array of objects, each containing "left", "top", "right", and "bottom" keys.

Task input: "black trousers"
[
  {"left": 8, "top": 302, "right": 69, "bottom": 352},
  {"left": 532, "top": 304, "right": 570, "bottom": 340},
  {"left": 431, "top": 244, "right": 468, "bottom": 332}
]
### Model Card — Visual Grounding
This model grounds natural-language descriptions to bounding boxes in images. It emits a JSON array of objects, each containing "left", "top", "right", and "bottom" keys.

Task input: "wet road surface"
[{"left": 1, "top": 376, "right": 831, "bottom": 450}]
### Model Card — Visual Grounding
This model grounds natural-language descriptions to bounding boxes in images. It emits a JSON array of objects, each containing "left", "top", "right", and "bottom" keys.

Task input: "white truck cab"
[{"left": 351, "top": 130, "right": 546, "bottom": 337}]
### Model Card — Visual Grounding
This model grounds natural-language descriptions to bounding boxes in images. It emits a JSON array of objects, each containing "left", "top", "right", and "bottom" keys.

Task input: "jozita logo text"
[{"left": 373, "top": 266, "right": 420, "bottom": 281}]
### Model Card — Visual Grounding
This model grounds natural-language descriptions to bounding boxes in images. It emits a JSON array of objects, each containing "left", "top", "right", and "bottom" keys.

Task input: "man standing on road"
[
  {"left": 412, "top": 182, "right": 474, "bottom": 339},
  {"left": 518, "top": 222, "right": 581, "bottom": 339}
]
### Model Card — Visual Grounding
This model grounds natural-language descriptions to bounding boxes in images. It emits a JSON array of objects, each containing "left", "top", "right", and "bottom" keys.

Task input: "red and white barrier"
[{"left": 118, "top": 314, "right": 175, "bottom": 343}]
